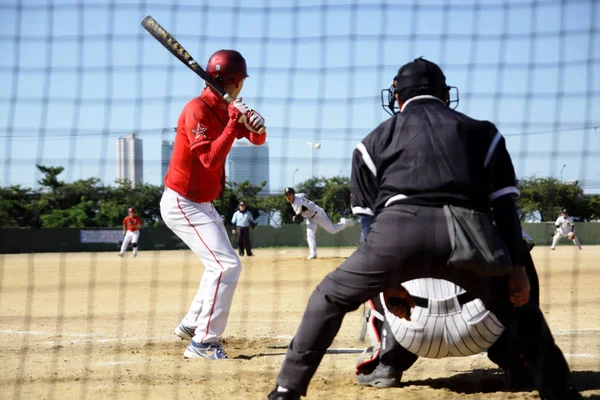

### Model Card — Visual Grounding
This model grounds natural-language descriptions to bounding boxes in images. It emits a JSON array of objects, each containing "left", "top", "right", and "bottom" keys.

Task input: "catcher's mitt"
[
  {"left": 292, "top": 215, "right": 304, "bottom": 224},
  {"left": 568, "top": 232, "right": 575, "bottom": 240}
]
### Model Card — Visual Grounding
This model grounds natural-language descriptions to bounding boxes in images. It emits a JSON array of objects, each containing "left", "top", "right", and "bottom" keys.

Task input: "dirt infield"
[{"left": 1, "top": 246, "right": 599, "bottom": 399}]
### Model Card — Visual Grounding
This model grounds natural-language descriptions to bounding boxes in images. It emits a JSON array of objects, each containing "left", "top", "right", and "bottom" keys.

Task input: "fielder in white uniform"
[
  {"left": 284, "top": 187, "right": 354, "bottom": 259},
  {"left": 551, "top": 209, "right": 581, "bottom": 250}
]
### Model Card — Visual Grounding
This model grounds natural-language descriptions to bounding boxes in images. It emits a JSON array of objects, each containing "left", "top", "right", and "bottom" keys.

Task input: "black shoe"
[
  {"left": 239, "top": 252, "right": 244, "bottom": 256},
  {"left": 247, "top": 252, "right": 254, "bottom": 256},
  {"left": 503, "top": 365, "right": 534, "bottom": 391},
  {"left": 540, "top": 385, "right": 582, "bottom": 400},
  {"left": 356, "top": 363, "right": 402, "bottom": 388},
  {"left": 267, "top": 387, "right": 301, "bottom": 400}
]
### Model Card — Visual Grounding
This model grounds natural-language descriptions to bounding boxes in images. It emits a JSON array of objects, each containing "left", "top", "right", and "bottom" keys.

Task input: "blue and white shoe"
[
  {"left": 183, "top": 341, "right": 229, "bottom": 360},
  {"left": 173, "top": 324, "right": 195, "bottom": 341}
]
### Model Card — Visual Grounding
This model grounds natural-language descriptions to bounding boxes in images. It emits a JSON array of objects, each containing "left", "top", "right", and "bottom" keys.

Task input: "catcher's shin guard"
[{"left": 356, "top": 296, "right": 418, "bottom": 379}]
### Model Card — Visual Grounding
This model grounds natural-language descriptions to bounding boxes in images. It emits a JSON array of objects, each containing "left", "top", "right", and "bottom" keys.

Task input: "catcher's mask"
[{"left": 381, "top": 57, "right": 459, "bottom": 116}]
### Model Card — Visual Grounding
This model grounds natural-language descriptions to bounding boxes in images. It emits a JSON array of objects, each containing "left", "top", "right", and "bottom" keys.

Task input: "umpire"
[
  {"left": 268, "top": 57, "right": 580, "bottom": 400},
  {"left": 231, "top": 201, "right": 256, "bottom": 256}
]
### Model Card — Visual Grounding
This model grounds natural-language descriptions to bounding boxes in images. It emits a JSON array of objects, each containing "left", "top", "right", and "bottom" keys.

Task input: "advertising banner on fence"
[{"left": 80, "top": 230, "right": 123, "bottom": 244}]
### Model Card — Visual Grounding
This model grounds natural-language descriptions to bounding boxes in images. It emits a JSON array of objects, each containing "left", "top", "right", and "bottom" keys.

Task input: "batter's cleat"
[
  {"left": 183, "top": 340, "right": 229, "bottom": 360},
  {"left": 133, "top": 253, "right": 137, "bottom": 258},
  {"left": 307, "top": 255, "right": 317, "bottom": 260},
  {"left": 357, "top": 363, "right": 403, "bottom": 388},
  {"left": 267, "top": 387, "right": 301, "bottom": 400},
  {"left": 118, "top": 253, "right": 124, "bottom": 257},
  {"left": 173, "top": 324, "right": 195, "bottom": 341}
]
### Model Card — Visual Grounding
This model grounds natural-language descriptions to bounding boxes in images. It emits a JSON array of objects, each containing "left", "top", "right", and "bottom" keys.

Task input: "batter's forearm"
[{"left": 247, "top": 130, "right": 266, "bottom": 145}]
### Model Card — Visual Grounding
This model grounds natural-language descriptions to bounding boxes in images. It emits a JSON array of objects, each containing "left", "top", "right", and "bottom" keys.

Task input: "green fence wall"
[{"left": 1, "top": 223, "right": 599, "bottom": 254}]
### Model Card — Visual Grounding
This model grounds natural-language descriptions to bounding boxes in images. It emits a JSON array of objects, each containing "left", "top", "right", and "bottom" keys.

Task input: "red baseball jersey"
[
  {"left": 164, "top": 88, "right": 266, "bottom": 203},
  {"left": 123, "top": 215, "right": 142, "bottom": 232}
]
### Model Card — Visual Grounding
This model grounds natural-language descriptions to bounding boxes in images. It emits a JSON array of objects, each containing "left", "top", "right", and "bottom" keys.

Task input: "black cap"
[
  {"left": 394, "top": 57, "right": 447, "bottom": 93},
  {"left": 562, "top": 209, "right": 568, "bottom": 214},
  {"left": 239, "top": 201, "right": 245, "bottom": 206},
  {"left": 284, "top": 187, "right": 295, "bottom": 195}
]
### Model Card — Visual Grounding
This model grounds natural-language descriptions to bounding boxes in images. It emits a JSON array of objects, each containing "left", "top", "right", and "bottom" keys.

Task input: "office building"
[
  {"left": 116, "top": 133, "right": 143, "bottom": 187},
  {"left": 161, "top": 140, "right": 174, "bottom": 182},
  {"left": 227, "top": 141, "right": 269, "bottom": 193}
]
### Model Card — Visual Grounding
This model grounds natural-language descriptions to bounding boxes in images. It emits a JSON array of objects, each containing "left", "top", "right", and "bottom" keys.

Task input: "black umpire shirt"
[{"left": 350, "top": 95, "right": 519, "bottom": 217}]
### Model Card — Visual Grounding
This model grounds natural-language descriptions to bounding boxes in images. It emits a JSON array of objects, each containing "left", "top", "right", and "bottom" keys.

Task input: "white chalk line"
[
  {"left": 1, "top": 329, "right": 597, "bottom": 363},
  {"left": 2, "top": 329, "right": 599, "bottom": 360},
  {"left": 554, "top": 327, "right": 600, "bottom": 335},
  {"left": 0, "top": 329, "right": 95, "bottom": 337},
  {"left": 93, "top": 361, "right": 138, "bottom": 366}
]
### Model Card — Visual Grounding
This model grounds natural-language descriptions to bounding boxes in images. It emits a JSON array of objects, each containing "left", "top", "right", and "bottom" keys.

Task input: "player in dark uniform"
[{"left": 268, "top": 57, "right": 580, "bottom": 400}]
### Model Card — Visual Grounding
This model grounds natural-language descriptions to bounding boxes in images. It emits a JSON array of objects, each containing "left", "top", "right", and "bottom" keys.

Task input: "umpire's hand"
[{"left": 509, "top": 266, "right": 531, "bottom": 307}]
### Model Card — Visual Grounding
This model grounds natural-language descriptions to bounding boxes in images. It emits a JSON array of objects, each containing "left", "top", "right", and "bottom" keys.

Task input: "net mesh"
[{"left": 1, "top": 1, "right": 599, "bottom": 399}]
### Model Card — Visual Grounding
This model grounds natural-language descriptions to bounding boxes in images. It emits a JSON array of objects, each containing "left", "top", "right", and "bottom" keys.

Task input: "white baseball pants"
[
  {"left": 160, "top": 188, "right": 241, "bottom": 344},
  {"left": 379, "top": 292, "right": 504, "bottom": 358},
  {"left": 551, "top": 232, "right": 581, "bottom": 249},
  {"left": 120, "top": 230, "right": 140, "bottom": 255},
  {"left": 306, "top": 208, "right": 352, "bottom": 258}
]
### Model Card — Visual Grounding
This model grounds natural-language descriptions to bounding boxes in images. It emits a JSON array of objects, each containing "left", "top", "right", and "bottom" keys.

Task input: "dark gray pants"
[
  {"left": 236, "top": 226, "right": 252, "bottom": 255},
  {"left": 275, "top": 204, "right": 571, "bottom": 398}
]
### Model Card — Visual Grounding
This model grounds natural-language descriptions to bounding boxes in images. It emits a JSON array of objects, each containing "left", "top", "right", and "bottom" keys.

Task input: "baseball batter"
[
  {"left": 159, "top": 49, "right": 266, "bottom": 360},
  {"left": 284, "top": 187, "right": 354, "bottom": 259},
  {"left": 551, "top": 209, "right": 582, "bottom": 250},
  {"left": 119, "top": 207, "right": 142, "bottom": 258}
]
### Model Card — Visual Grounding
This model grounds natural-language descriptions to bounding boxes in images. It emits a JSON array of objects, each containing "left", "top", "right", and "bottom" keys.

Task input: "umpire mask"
[{"left": 381, "top": 57, "right": 460, "bottom": 116}]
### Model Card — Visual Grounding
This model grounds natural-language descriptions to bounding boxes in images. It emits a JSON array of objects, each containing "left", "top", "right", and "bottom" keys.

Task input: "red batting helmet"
[
  {"left": 128, "top": 208, "right": 135, "bottom": 213},
  {"left": 206, "top": 50, "right": 248, "bottom": 85}
]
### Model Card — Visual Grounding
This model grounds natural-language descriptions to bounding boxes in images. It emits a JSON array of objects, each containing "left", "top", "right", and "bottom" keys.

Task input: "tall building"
[
  {"left": 227, "top": 141, "right": 269, "bottom": 193},
  {"left": 116, "top": 133, "right": 143, "bottom": 187},
  {"left": 161, "top": 140, "right": 174, "bottom": 183}
]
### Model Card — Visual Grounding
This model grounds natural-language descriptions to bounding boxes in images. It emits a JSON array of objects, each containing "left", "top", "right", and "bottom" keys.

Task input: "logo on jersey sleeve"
[{"left": 192, "top": 123, "right": 208, "bottom": 140}]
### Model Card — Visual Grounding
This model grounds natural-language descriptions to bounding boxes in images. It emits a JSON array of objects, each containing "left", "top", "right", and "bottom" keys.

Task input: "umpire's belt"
[
  {"left": 385, "top": 193, "right": 476, "bottom": 209},
  {"left": 411, "top": 292, "right": 475, "bottom": 309}
]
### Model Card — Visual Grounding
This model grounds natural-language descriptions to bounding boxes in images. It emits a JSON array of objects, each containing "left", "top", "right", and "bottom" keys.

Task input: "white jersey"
[
  {"left": 290, "top": 193, "right": 321, "bottom": 219},
  {"left": 555, "top": 215, "right": 574, "bottom": 235}
]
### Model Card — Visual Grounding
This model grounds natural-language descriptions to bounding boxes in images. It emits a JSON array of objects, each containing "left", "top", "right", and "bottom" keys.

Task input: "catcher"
[{"left": 357, "top": 228, "right": 541, "bottom": 390}]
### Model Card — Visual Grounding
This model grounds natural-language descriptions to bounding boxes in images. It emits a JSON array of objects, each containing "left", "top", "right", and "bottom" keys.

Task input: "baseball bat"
[
  {"left": 141, "top": 16, "right": 266, "bottom": 134},
  {"left": 141, "top": 15, "right": 234, "bottom": 103}
]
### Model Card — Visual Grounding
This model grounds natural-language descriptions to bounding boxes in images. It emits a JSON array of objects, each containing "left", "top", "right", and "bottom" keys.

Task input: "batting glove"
[
  {"left": 247, "top": 110, "right": 265, "bottom": 130},
  {"left": 228, "top": 98, "right": 249, "bottom": 123}
]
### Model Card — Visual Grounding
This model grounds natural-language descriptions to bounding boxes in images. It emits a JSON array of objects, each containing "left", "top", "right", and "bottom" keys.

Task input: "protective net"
[{"left": 1, "top": 1, "right": 599, "bottom": 399}]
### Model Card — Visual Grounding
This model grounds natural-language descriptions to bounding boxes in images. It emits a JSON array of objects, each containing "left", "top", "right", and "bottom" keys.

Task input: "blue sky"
[{"left": 1, "top": 0, "right": 599, "bottom": 194}]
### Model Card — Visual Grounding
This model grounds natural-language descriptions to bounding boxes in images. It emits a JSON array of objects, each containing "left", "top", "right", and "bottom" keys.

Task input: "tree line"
[
  {"left": 1, "top": 165, "right": 598, "bottom": 228},
  {"left": 0, "top": 165, "right": 353, "bottom": 228}
]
